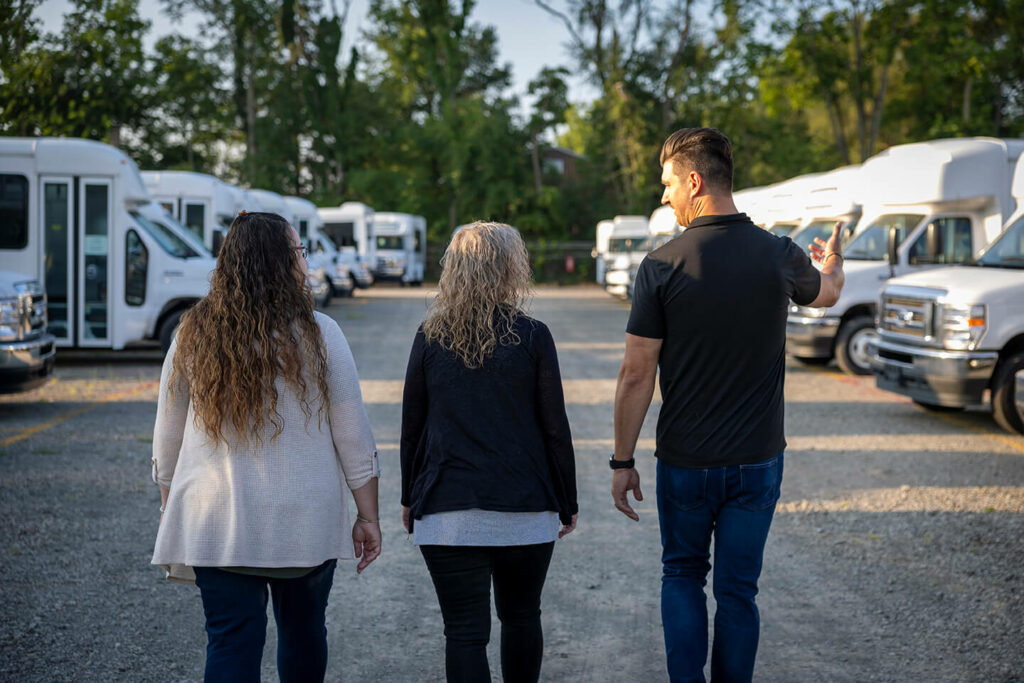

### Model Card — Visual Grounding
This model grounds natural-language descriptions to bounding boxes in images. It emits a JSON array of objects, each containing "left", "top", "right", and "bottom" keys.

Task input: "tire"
[
  {"left": 794, "top": 356, "right": 830, "bottom": 366},
  {"left": 159, "top": 309, "right": 186, "bottom": 354},
  {"left": 835, "top": 315, "right": 877, "bottom": 376},
  {"left": 991, "top": 352, "right": 1024, "bottom": 435},
  {"left": 912, "top": 399, "right": 965, "bottom": 412}
]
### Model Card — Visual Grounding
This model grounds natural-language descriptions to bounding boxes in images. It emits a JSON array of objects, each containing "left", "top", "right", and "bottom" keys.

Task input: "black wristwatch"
[{"left": 609, "top": 454, "right": 636, "bottom": 470}]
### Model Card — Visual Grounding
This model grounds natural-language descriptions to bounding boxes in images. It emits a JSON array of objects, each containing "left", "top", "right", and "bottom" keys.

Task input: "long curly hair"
[
  {"left": 423, "top": 221, "right": 532, "bottom": 368},
  {"left": 170, "top": 211, "right": 329, "bottom": 447}
]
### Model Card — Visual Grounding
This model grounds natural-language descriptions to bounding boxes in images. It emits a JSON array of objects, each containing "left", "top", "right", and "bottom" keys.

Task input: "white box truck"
[
  {"left": 0, "top": 137, "right": 216, "bottom": 353},
  {"left": 372, "top": 212, "right": 426, "bottom": 285},
  {"left": 787, "top": 137, "right": 1024, "bottom": 375},
  {"left": 318, "top": 202, "right": 375, "bottom": 288},
  {"left": 603, "top": 215, "right": 649, "bottom": 298},
  {"left": 870, "top": 152, "right": 1024, "bottom": 434},
  {"left": 141, "top": 170, "right": 243, "bottom": 253}
]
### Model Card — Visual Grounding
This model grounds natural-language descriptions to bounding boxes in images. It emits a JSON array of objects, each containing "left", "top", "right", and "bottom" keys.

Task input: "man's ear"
[{"left": 688, "top": 171, "right": 703, "bottom": 197}]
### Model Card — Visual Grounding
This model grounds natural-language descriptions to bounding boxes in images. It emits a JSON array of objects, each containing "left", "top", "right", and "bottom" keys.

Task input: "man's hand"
[
  {"left": 352, "top": 520, "right": 382, "bottom": 574},
  {"left": 401, "top": 505, "right": 410, "bottom": 533},
  {"left": 612, "top": 468, "right": 644, "bottom": 521},
  {"left": 809, "top": 221, "right": 843, "bottom": 265}
]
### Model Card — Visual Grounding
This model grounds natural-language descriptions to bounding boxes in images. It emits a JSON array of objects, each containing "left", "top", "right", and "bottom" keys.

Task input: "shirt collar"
[{"left": 687, "top": 213, "right": 750, "bottom": 229}]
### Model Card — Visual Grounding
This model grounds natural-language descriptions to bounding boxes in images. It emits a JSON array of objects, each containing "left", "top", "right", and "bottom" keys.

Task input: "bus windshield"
[
  {"left": 976, "top": 215, "right": 1024, "bottom": 269},
  {"left": 130, "top": 211, "right": 204, "bottom": 259},
  {"left": 844, "top": 214, "right": 924, "bottom": 260}
]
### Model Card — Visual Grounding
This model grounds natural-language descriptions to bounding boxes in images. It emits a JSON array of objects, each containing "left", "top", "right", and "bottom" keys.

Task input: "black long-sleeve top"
[{"left": 400, "top": 315, "right": 578, "bottom": 530}]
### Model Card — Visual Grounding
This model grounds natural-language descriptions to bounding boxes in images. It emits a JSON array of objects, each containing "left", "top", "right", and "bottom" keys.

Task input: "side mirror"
[
  {"left": 924, "top": 221, "right": 944, "bottom": 263},
  {"left": 887, "top": 226, "right": 899, "bottom": 266}
]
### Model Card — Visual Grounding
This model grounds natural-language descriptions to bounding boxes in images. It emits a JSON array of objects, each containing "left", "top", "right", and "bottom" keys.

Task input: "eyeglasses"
[{"left": 293, "top": 245, "right": 308, "bottom": 260}]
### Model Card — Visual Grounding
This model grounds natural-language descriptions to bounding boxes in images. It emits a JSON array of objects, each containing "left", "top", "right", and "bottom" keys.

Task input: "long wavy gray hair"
[{"left": 423, "top": 221, "right": 533, "bottom": 368}]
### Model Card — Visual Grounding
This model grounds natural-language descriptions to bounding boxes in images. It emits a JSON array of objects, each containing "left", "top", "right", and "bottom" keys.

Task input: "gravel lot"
[{"left": 1, "top": 285, "right": 1022, "bottom": 682}]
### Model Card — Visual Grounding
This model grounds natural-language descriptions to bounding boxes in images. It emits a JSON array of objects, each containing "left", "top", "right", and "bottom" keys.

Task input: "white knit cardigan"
[{"left": 151, "top": 312, "right": 378, "bottom": 583}]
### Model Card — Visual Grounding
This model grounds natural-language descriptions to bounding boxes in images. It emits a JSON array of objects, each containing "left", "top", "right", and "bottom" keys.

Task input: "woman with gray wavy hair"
[{"left": 400, "top": 221, "right": 578, "bottom": 683}]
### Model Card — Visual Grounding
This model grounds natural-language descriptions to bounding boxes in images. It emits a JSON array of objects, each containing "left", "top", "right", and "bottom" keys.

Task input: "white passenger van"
[
  {"left": 318, "top": 202, "right": 375, "bottom": 288},
  {"left": 788, "top": 137, "right": 1024, "bottom": 375},
  {"left": 785, "top": 165, "right": 864, "bottom": 258},
  {"left": 0, "top": 137, "right": 216, "bottom": 353},
  {"left": 759, "top": 174, "right": 823, "bottom": 237},
  {"left": 603, "top": 215, "right": 649, "bottom": 298},
  {"left": 871, "top": 152, "right": 1024, "bottom": 434},
  {"left": 593, "top": 219, "right": 614, "bottom": 284},
  {"left": 141, "top": 170, "right": 242, "bottom": 252},
  {"left": 373, "top": 212, "right": 426, "bottom": 285}
]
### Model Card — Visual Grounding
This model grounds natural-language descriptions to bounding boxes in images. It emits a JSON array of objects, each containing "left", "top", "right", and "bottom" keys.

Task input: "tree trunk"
[
  {"left": 531, "top": 132, "right": 543, "bottom": 193},
  {"left": 962, "top": 76, "right": 974, "bottom": 124},
  {"left": 108, "top": 124, "right": 121, "bottom": 148},
  {"left": 868, "top": 63, "right": 890, "bottom": 157},
  {"left": 852, "top": 7, "right": 869, "bottom": 162},
  {"left": 822, "top": 88, "right": 851, "bottom": 165},
  {"left": 246, "top": 60, "right": 256, "bottom": 165}
]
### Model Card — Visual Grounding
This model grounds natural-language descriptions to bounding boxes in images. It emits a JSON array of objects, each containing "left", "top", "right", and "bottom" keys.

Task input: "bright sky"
[{"left": 34, "top": 0, "right": 593, "bottom": 110}]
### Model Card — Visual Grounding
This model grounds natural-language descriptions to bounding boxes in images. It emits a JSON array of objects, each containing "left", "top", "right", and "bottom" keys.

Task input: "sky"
[{"left": 34, "top": 0, "right": 594, "bottom": 110}]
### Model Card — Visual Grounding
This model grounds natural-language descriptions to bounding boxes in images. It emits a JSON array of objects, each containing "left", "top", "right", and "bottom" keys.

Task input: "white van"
[
  {"left": 733, "top": 185, "right": 770, "bottom": 228},
  {"left": 373, "top": 212, "right": 426, "bottom": 285},
  {"left": 245, "top": 189, "right": 295, "bottom": 225},
  {"left": 318, "top": 202, "right": 375, "bottom": 288},
  {"left": 871, "top": 152, "right": 1024, "bottom": 434},
  {"left": 0, "top": 137, "right": 216, "bottom": 353},
  {"left": 788, "top": 137, "right": 1024, "bottom": 375},
  {"left": 141, "top": 170, "right": 243, "bottom": 252},
  {"left": 603, "top": 215, "right": 649, "bottom": 298},
  {"left": 759, "top": 173, "right": 824, "bottom": 237},
  {"left": 0, "top": 268, "right": 55, "bottom": 393},
  {"left": 785, "top": 165, "right": 864, "bottom": 258},
  {"left": 593, "top": 220, "right": 614, "bottom": 284},
  {"left": 283, "top": 196, "right": 333, "bottom": 307}
]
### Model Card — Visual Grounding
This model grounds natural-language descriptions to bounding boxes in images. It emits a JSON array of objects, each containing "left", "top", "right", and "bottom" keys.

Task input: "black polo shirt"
[{"left": 626, "top": 213, "right": 820, "bottom": 468}]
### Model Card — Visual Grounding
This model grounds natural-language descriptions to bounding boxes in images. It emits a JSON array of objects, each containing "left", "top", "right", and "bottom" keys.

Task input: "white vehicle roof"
[
  {"left": 318, "top": 201, "right": 375, "bottom": 222},
  {"left": 801, "top": 165, "right": 863, "bottom": 219},
  {"left": 141, "top": 170, "right": 242, "bottom": 216},
  {"left": 283, "top": 196, "right": 323, "bottom": 231},
  {"left": 759, "top": 172, "right": 826, "bottom": 226},
  {"left": 610, "top": 214, "right": 649, "bottom": 237},
  {"left": 648, "top": 205, "right": 680, "bottom": 235},
  {"left": 595, "top": 220, "right": 615, "bottom": 252},
  {"left": 861, "top": 137, "right": 1024, "bottom": 207},
  {"left": 0, "top": 137, "right": 149, "bottom": 204},
  {"left": 245, "top": 189, "right": 295, "bottom": 224},
  {"left": 374, "top": 212, "right": 425, "bottom": 235},
  {"left": 733, "top": 185, "right": 770, "bottom": 225},
  {"left": 1013, "top": 153, "right": 1024, "bottom": 201}
]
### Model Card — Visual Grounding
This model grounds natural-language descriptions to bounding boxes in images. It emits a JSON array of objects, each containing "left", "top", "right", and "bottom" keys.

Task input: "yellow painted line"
[{"left": 0, "top": 380, "right": 159, "bottom": 449}]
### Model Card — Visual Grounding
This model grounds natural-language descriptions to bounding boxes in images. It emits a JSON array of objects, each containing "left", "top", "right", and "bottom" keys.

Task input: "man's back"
[{"left": 626, "top": 213, "right": 820, "bottom": 468}]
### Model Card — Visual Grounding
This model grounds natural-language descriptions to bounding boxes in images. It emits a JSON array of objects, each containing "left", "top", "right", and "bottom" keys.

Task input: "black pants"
[{"left": 420, "top": 542, "right": 555, "bottom": 683}]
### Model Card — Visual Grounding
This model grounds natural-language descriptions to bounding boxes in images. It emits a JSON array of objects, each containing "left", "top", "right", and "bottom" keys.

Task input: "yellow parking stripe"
[{"left": 0, "top": 380, "right": 159, "bottom": 449}]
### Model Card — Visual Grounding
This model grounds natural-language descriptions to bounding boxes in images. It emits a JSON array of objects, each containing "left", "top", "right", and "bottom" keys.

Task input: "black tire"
[
  {"left": 835, "top": 315, "right": 877, "bottom": 376},
  {"left": 159, "top": 309, "right": 185, "bottom": 354},
  {"left": 794, "top": 356, "right": 831, "bottom": 366},
  {"left": 912, "top": 399, "right": 965, "bottom": 412},
  {"left": 991, "top": 352, "right": 1024, "bottom": 435}
]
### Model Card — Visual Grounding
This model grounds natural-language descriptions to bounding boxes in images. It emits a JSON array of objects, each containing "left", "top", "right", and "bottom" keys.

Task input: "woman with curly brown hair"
[
  {"left": 400, "top": 221, "right": 578, "bottom": 683},
  {"left": 151, "top": 211, "right": 380, "bottom": 683}
]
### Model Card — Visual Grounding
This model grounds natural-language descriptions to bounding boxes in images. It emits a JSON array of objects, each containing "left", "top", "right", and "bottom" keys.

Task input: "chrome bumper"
[
  {"left": 870, "top": 337, "right": 998, "bottom": 407},
  {"left": 0, "top": 333, "right": 57, "bottom": 393},
  {"left": 786, "top": 315, "right": 840, "bottom": 358}
]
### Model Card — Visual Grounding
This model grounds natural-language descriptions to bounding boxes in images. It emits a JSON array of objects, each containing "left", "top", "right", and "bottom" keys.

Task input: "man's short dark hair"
[{"left": 659, "top": 128, "right": 734, "bottom": 194}]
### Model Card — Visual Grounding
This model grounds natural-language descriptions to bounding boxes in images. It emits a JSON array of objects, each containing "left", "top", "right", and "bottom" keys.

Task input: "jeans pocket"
[
  {"left": 661, "top": 465, "right": 708, "bottom": 511},
  {"left": 737, "top": 456, "right": 782, "bottom": 511}
]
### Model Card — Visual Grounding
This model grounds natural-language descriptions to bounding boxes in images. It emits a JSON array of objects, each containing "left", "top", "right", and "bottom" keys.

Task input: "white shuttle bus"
[
  {"left": 141, "top": 170, "right": 243, "bottom": 252},
  {"left": 372, "top": 212, "right": 426, "bottom": 285},
  {"left": 0, "top": 138, "right": 216, "bottom": 353},
  {"left": 603, "top": 215, "right": 650, "bottom": 299},
  {"left": 785, "top": 165, "right": 864, "bottom": 258},
  {"left": 787, "top": 137, "right": 1024, "bottom": 375},
  {"left": 245, "top": 189, "right": 295, "bottom": 225},
  {"left": 282, "top": 196, "right": 333, "bottom": 307},
  {"left": 318, "top": 202, "right": 375, "bottom": 288},
  {"left": 593, "top": 219, "right": 614, "bottom": 284}
]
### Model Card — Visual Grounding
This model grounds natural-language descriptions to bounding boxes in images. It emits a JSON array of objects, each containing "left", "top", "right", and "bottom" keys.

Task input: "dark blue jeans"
[
  {"left": 193, "top": 560, "right": 337, "bottom": 683},
  {"left": 656, "top": 453, "right": 783, "bottom": 683}
]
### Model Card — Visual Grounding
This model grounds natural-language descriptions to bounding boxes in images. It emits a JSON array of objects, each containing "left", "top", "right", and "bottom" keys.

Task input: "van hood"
[{"left": 887, "top": 265, "right": 1024, "bottom": 302}]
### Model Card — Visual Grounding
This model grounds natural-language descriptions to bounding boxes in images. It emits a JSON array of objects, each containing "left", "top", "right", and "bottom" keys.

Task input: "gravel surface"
[{"left": 1, "top": 285, "right": 1022, "bottom": 682}]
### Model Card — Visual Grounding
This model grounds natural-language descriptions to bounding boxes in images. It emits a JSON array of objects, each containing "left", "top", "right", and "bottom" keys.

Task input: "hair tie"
[{"left": 238, "top": 210, "right": 247, "bottom": 216}]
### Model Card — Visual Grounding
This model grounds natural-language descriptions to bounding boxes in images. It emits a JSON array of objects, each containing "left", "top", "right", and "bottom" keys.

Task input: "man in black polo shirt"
[{"left": 610, "top": 127, "right": 845, "bottom": 682}]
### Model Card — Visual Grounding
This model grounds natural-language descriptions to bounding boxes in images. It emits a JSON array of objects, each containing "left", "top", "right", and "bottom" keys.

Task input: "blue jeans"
[
  {"left": 193, "top": 560, "right": 337, "bottom": 683},
  {"left": 656, "top": 453, "right": 783, "bottom": 683}
]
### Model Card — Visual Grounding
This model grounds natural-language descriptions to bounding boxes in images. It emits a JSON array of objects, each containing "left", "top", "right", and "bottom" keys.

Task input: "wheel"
[
  {"left": 912, "top": 399, "right": 965, "bottom": 412},
  {"left": 794, "top": 356, "right": 830, "bottom": 366},
  {"left": 159, "top": 309, "right": 186, "bottom": 354},
  {"left": 991, "top": 352, "right": 1024, "bottom": 435},
  {"left": 834, "top": 315, "right": 877, "bottom": 376}
]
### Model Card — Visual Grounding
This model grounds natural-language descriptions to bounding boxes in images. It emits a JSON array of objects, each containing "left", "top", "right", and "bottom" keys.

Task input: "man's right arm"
[{"left": 806, "top": 222, "right": 845, "bottom": 308}]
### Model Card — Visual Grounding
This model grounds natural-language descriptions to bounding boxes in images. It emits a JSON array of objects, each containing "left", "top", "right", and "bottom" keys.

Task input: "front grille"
[
  {"left": 880, "top": 294, "right": 932, "bottom": 339},
  {"left": 27, "top": 292, "right": 47, "bottom": 334}
]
